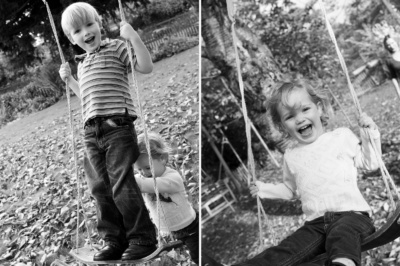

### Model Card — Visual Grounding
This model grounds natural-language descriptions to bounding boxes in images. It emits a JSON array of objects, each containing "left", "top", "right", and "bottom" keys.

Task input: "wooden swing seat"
[
  {"left": 69, "top": 240, "right": 183, "bottom": 265},
  {"left": 310, "top": 204, "right": 400, "bottom": 264}
]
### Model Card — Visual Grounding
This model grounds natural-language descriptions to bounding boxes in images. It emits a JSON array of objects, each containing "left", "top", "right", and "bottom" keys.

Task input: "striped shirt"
[{"left": 76, "top": 39, "right": 137, "bottom": 123}]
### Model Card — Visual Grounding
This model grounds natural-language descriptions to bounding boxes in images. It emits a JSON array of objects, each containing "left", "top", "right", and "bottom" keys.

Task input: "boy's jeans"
[
  {"left": 83, "top": 116, "right": 156, "bottom": 247},
  {"left": 233, "top": 211, "right": 375, "bottom": 266}
]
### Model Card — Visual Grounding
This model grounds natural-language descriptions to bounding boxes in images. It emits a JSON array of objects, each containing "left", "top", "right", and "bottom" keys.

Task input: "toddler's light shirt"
[
  {"left": 135, "top": 167, "right": 196, "bottom": 233},
  {"left": 256, "top": 127, "right": 381, "bottom": 221}
]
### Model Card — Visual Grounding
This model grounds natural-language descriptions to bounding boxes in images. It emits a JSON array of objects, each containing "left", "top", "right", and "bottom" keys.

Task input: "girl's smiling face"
[
  {"left": 135, "top": 154, "right": 166, "bottom": 178},
  {"left": 278, "top": 88, "right": 324, "bottom": 145}
]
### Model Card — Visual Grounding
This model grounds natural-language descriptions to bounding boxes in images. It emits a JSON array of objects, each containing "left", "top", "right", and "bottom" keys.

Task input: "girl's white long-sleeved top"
[
  {"left": 135, "top": 167, "right": 196, "bottom": 232},
  {"left": 256, "top": 127, "right": 381, "bottom": 221}
]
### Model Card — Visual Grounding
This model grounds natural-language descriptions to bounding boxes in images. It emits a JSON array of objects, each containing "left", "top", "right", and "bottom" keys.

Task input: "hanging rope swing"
[
  {"left": 225, "top": 0, "right": 278, "bottom": 248},
  {"left": 41, "top": 1, "right": 182, "bottom": 264},
  {"left": 310, "top": 0, "right": 400, "bottom": 263}
]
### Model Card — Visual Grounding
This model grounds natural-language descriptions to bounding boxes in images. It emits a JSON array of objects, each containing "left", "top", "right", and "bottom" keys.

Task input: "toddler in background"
[{"left": 135, "top": 132, "right": 199, "bottom": 264}]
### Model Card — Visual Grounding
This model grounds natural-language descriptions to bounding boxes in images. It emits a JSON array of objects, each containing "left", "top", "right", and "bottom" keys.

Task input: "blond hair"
[
  {"left": 137, "top": 132, "right": 172, "bottom": 159},
  {"left": 268, "top": 80, "right": 333, "bottom": 133},
  {"left": 61, "top": 2, "right": 102, "bottom": 37}
]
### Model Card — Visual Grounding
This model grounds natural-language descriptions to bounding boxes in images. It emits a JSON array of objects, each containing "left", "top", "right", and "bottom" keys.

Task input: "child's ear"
[{"left": 161, "top": 154, "right": 168, "bottom": 165}]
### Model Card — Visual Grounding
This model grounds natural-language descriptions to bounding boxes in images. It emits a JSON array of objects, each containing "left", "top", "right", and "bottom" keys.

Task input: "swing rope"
[
  {"left": 219, "top": 130, "right": 278, "bottom": 243},
  {"left": 41, "top": 0, "right": 94, "bottom": 252},
  {"left": 220, "top": 78, "right": 280, "bottom": 168},
  {"left": 318, "top": 0, "right": 400, "bottom": 209},
  {"left": 117, "top": 0, "right": 174, "bottom": 242},
  {"left": 226, "top": 0, "right": 276, "bottom": 247}
]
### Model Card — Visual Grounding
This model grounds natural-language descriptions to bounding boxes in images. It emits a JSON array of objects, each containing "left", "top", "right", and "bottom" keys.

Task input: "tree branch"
[{"left": 381, "top": 0, "right": 400, "bottom": 25}]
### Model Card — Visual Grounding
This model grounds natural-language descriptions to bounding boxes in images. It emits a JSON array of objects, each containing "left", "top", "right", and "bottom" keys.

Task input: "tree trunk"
[{"left": 201, "top": 0, "right": 284, "bottom": 150}]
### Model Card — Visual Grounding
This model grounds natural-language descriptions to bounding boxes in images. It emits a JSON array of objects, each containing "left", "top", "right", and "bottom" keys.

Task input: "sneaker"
[
  {"left": 121, "top": 242, "right": 157, "bottom": 260},
  {"left": 93, "top": 242, "right": 124, "bottom": 261}
]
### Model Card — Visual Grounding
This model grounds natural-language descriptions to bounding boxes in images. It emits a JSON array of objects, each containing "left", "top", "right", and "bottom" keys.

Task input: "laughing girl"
[{"left": 236, "top": 80, "right": 381, "bottom": 266}]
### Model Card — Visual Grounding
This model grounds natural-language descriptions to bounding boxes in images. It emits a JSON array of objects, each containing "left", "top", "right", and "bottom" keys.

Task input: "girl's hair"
[
  {"left": 268, "top": 80, "right": 333, "bottom": 133},
  {"left": 61, "top": 2, "right": 102, "bottom": 37},
  {"left": 383, "top": 34, "right": 393, "bottom": 53},
  {"left": 137, "top": 132, "right": 172, "bottom": 159}
]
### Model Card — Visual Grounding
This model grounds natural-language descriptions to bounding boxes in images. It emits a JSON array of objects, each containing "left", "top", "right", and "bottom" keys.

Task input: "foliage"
[
  {"left": 0, "top": 54, "right": 27, "bottom": 85},
  {"left": 31, "top": 60, "right": 65, "bottom": 96},
  {"left": 236, "top": 2, "right": 339, "bottom": 80},
  {"left": 142, "top": 0, "right": 191, "bottom": 25},
  {"left": 151, "top": 36, "right": 199, "bottom": 62},
  {"left": 0, "top": 59, "right": 65, "bottom": 127},
  {"left": 0, "top": 83, "right": 60, "bottom": 127},
  {"left": 0, "top": 0, "right": 193, "bottom": 68}
]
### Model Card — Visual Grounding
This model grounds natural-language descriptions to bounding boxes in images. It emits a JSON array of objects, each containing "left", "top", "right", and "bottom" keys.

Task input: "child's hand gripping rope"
[
  {"left": 250, "top": 183, "right": 259, "bottom": 198},
  {"left": 59, "top": 62, "right": 72, "bottom": 82},
  {"left": 358, "top": 112, "right": 377, "bottom": 130}
]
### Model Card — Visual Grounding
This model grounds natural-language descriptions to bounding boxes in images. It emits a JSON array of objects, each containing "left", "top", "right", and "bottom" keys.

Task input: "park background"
[
  {"left": 201, "top": 0, "right": 400, "bottom": 265},
  {"left": 0, "top": 0, "right": 199, "bottom": 265}
]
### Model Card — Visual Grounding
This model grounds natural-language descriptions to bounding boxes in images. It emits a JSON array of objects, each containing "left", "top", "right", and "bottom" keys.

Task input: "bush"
[
  {"left": 32, "top": 60, "right": 65, "bottom": 97},
  {"left": 151, "top": 36, "right": 198, "bottom": 62},
  {"left": 142, "top": 0, "right": 190, "bottom": 25},
  {"left": 0, "top": 60, "right": 64, "bottom": 127}
]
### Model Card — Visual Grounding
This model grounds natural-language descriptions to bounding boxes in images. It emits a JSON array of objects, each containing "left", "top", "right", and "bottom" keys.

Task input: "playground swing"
[
  {"left": 224, "top": 0, "right": 400, "bottom": 262},
  {"left": 41, "top": 0, "right": 183, "bottom": 264}
]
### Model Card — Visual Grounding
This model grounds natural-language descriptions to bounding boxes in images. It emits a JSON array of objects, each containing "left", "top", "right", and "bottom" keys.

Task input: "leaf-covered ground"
[
  {"left": 0, "top": 46, "right": 199, "bottom": 266},
  {"left": 202, "top": 80, "right": 400, "bottom": 266}
]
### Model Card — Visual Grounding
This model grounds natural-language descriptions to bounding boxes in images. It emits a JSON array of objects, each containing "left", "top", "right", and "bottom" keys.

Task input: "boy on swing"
[
  {"left": 58, "top": 2, "right": 157, "bottom": 261},
  {"left": 236, "top": 80, "right": 381, "bottom": 266}
]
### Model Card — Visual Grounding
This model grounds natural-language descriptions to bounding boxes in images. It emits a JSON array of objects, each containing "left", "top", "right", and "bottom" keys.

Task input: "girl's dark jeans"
[
  {"left": 83, "top": 116, "right": 156, "bottom": 247},
  {"left": 172, "top": 212, "right": 199, "bottom": 264},
  {"left": 233, "top": 211, "right": 375, "bottom": 266}
]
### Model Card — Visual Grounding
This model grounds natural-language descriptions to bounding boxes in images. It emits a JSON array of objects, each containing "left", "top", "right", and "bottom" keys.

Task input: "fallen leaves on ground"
[{"left": 0, "top": 49, "right": 199, "bottom": 266}]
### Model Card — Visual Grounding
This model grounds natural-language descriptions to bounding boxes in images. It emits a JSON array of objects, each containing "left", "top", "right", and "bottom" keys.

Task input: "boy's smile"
[
  {"left": 278, "top": 88, "right": 324, "bottom": 145},
  {"left": 68, "top": 20, "right": 101, "bottom": 53}
]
